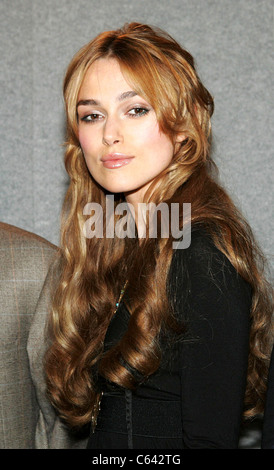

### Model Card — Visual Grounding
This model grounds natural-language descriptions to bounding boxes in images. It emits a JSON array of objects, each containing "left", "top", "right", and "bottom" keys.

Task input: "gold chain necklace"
[
  {"left": 91, "top": 280, "right": 128, "bottom": 433},
  {"left": 113, "top": 279, "right": 128, "bottom": 314}
]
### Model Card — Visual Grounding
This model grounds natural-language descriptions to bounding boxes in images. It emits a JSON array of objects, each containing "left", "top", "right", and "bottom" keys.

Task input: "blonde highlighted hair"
[{"left": 45, "top": 23, "right": 273, "bottom": 427}]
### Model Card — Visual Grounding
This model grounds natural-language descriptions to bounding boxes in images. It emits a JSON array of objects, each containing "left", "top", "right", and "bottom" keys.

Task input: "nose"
[{"left": 102, "top": 116, "right": 123, "bottom": 146}]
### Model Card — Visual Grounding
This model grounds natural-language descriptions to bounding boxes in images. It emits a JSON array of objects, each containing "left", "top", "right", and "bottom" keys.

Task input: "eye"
[
  {"left": 80, "top": 113, "right": 104, "bottom": 123},
  {"left": 127, "top": 107, "right": 150, "bottom": 117}
]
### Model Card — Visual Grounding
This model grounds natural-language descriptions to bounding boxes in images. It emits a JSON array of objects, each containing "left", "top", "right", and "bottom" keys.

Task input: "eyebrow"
[{"left": 77, "top": 91, "right": 138, "bottom": 108}]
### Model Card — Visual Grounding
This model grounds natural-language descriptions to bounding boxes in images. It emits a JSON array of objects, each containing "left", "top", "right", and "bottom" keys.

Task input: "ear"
[
  {"left": 174, "top": 133, "right": 187, "bottom": 153},
  {"left": 174, "top": 132, "right": 187, "bottom": 152},
  {"left": 175, "top": 132, "right": 186, "bottom": 144}
]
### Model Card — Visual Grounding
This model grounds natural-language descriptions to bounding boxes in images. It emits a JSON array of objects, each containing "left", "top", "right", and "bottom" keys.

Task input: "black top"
[
  {"left": 87, "top": 230, "right": 252, "bottom": 449},
  {"left": 262, "top": 345, "right": 274, "bottom": 448}
]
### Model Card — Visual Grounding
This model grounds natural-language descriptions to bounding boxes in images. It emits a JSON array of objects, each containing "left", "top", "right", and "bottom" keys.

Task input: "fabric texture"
[
  {"left": 27, "top": 249, "right": 88, "bottom": 449},
  {"left": 87, "top": 229, "right": 252, "bottom": 449},
  {"left": 262, "top": 345, "right": 274, "bottom": 448},
  {"left": 0, "top": 222, "right": 56, "bottom": 448}
]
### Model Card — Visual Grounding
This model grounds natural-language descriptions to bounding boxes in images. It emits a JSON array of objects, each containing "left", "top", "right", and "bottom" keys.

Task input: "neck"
[{"left": 125, "top": 192, "right": 146, "bottom": 239}]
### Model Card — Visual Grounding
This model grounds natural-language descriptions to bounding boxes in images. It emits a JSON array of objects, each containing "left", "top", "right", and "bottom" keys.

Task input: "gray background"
[{"left": 0, "top": 0, "right": 273, "bottom": 448}]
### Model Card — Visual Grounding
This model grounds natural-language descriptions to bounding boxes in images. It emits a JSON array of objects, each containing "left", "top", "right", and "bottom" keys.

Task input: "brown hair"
[{"left": 45, "top": 23, "right": 273, "bottom": 427}]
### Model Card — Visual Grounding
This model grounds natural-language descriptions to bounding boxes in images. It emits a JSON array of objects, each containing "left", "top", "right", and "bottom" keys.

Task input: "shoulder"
[
  {"left": 171, "top": 225, "right": 244, "bottom": 283},
  {"left": 0, "top": 221, "right": 58, "bottom": 264},
  {"left": 169, "top": 225, "right": 252, "bottom": 317},
  {"left": 0, "top": 221, "right": 58, "bottom": 281},
  {"left": 0, "top": 221, "right": 57, "bottom": 252}
]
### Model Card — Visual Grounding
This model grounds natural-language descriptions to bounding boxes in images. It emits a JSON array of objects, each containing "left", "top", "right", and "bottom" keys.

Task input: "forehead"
[{"left": 78, "top": 58, "right": 135, "bottom": 100}]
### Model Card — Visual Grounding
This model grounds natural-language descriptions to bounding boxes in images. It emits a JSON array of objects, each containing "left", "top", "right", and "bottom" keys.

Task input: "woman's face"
[{"left": 77, "top": 58, "right": 180, "bottom": 203}]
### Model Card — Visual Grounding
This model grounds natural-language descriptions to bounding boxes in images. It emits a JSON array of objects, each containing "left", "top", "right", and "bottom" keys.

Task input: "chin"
[
  {"left": 108, "top": 187, "right": 133, "bottom": 194},
  {"left": 100, "top": 180, "right": 137, "bottom": 195}
]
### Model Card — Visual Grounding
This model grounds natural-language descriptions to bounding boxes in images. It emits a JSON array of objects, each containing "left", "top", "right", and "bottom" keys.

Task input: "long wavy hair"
[{"left": 45, "top": 23, "right": 273, "bottom": 427}]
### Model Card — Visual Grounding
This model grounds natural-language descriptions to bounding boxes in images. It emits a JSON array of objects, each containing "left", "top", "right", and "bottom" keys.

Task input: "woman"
[{"left": 45, "top": 23, "right": 273, "bottom": 449}]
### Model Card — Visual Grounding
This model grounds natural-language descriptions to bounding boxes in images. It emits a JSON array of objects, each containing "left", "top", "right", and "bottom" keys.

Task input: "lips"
[{"left": 101, "top": 153, "right": 134, "bottom": 169}]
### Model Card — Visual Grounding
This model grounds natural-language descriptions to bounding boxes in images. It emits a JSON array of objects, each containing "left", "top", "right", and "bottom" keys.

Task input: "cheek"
[
  {"left": 78, "top": 129, "right": 96, "bottom": 155},
  {"left": 140, "top": 123, "right": 160, "bottom": 147},
  {"left": 146, "top": 128, "right": 174, "bottom": 163},
  {"left": 142, "top": 122, "right": 172, "bottom": 151}
]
